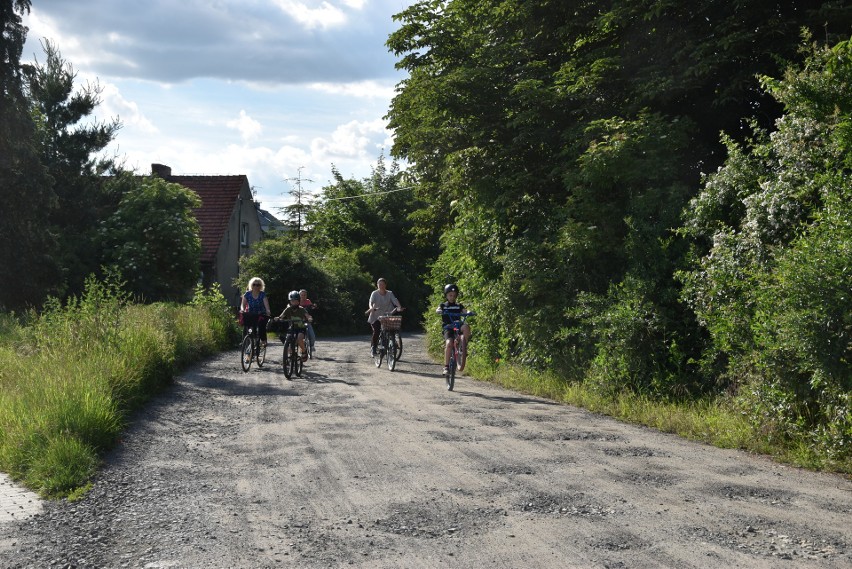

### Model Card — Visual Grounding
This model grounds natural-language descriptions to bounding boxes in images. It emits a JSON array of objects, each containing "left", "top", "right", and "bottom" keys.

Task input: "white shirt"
[{"left": 367, "top": 289, "right": 400, "bottom": 324}]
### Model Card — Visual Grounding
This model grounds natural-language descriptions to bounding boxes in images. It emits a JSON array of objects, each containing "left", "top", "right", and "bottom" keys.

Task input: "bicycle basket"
[{"left": 379, "top": 315, "right": 402, "bottom": 331}]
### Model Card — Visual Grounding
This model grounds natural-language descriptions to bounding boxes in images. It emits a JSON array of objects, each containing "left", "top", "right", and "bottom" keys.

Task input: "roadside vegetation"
[{"left": 0, "top": 277, "right": 237, "bottom": 497}]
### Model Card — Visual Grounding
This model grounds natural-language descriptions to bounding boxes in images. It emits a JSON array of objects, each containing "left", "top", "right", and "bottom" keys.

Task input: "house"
[
  {"left": 151, "top": 164, "right": 263, "bottom": 307},
  {"left": 256, "top": 204, "right": 288, "bottom": 237}
]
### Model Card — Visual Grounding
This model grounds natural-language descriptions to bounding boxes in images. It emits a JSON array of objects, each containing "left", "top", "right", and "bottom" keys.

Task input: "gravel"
[{"left": 0, "top": 333, "right": 850, "bottom": 568}]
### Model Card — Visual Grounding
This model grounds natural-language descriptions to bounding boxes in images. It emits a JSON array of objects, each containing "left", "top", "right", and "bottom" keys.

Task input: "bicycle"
[
  {"left": 240, "top": 313, "right": 268, "bottom": 372},
  {"left": 279, "top": 318, "right": 307, "bottom": 379},
  {"left": 440, "top": 311, "right": 475, "bottom": 391},
  {"left": 374, "top": 311, "right": 403, "bottom": 371}
]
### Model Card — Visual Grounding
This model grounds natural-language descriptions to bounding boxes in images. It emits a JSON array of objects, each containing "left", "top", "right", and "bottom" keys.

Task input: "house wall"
[{"left": 215, "top": 181, "right": 264, "bottom": 307}]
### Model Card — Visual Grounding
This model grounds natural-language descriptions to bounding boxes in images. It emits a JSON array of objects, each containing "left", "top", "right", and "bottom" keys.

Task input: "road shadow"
[
  {"left": 290, "top": 369, "right": 360, "bottom": 386},
  {"left": 451, "top": 389, "right": 561, "bottom": 406},
  {"left": 180, "top": 365, "right": 300, "bottom": 398}
]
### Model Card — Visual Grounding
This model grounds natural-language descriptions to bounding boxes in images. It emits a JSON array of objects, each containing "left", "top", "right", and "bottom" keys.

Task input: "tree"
[
  {"left": 385, "top": 0, "right": 852, "bottom": 389},
  {"left": 0, "top": 0, "right": 59, "bottom": 310},
  {"left": 22, "top": 39, "right": 121, "bottom": 298},
  {"left": 99, "top": 174, "right": 201, "bottom": 302},
  {"left": 279, "top": 167, "right": 314, "bottom": 239}
]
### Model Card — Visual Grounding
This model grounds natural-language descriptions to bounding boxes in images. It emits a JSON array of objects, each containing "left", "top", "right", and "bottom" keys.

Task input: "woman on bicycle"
[
  {"left": 240, "top": 277, "right": 272, "bottom": 346},
  {"left": 367, "top": 277, "right": 403, "bottom": 357},
  {"left": 436, "top": 283, "right": 471, "bottom": 375},
  {"left": 275, "top": 290, "right": 311, "bottom": 362}
]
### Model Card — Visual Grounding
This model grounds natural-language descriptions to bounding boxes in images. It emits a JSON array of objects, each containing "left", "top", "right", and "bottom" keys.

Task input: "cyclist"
[
  {"left": 436, "top": 283, "right": 471, "bottom": 375},
  {"left": 299, "top": 289, "right": 317, "bottom": 355},
  {"left": 275, "top": 290, "right": 312, "bottom": 362},
  {"left": 366, "top": 277, "right": 403, "bottom": 357},
  {"left": 240, "top": 277, "right": 272, "bottom": 346}
]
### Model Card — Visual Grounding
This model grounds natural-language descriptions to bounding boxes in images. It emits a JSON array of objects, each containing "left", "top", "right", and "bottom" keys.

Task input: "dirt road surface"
[{"left": 0, "top": 334, "right": 849, "bottom": 568}]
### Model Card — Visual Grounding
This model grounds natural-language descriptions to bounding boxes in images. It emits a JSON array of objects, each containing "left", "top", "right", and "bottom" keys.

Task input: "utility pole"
[{"left": 281, "top": 167, "right": 314, "bottom": 239}]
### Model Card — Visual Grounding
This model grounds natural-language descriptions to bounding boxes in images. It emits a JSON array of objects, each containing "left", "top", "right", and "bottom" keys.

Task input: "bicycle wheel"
[
  {"left": 374, "top": 333, "right": 385, "bottom": 367},
  {"left": 289, "top": 338, "right": 302, "bottom": 377},
  {"left": 387, "top": 336, "right": 397, "bottom": 371},
  {"left": 257, "top": 341, "right": 266, "bottom": 368},
  {"left": 393, "top": 332, "right": 403, "bottom": 362},
  {"left": 241, "top": 336, "right": 253, "bottom": 372},
  {"left": 456, "top": 336, "right": 466, "bottom": 371},
  {"left": 446, "top": 352, "right": 455, "bottom": 391},
  {"left": 283, "top": 338, "right": 294, "bottom": 379}
]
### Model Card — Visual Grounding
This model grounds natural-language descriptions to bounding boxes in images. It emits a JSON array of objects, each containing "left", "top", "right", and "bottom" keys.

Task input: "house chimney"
[{"left": 151, "top": 163, "right": 172, "bottom": 178}]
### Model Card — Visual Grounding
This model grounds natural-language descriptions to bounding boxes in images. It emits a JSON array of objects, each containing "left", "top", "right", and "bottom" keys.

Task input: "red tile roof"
[{"left": 170, "top": 175, "right": 248, "bottom": 263}]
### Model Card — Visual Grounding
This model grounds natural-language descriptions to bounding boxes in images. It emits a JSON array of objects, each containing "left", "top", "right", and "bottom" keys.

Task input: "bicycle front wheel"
[
  {"left": 241, "top": 336, "right": 253, "bottom": 372},
  {"left": 374, "top": 334, "right": 385, "bottom": 368},
  {"left": 283, "top": 338, "right": 294, "bottom": 379},
  {"left": 446, "top": 353, "right": 455, "bottom": 391},
  {"left": 387, "top": 336, "right": 397, "bottom": 371}
]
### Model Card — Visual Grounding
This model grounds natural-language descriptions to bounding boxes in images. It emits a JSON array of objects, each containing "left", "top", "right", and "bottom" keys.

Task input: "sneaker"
[
  {"left": 442, "top": 366, "right": 449, "bottom": 375},
  {"left": 301, "top": 352, "right": 308, "bottom": 362}
]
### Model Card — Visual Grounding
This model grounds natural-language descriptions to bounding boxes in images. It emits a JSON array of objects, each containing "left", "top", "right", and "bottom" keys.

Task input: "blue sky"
[{"left": 22, "top": 0, "right": 415, "bottom": 211}]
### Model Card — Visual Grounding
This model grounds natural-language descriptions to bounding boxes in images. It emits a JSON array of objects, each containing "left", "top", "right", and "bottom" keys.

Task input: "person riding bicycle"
[
  {"left": 275, "top": 290, "right": 311, "bottom": 362},
  {"left": 299, "top": 289, "right": 317, "bottom": 355},
  {"left": 240, "top": 277, "right": 272, "bottom": 346},
  {"left": 436, "top": 283, "right": 471, "bottom": 375},
  {"left": 367, "top": 277, "right": 403, "bottom": 357}
]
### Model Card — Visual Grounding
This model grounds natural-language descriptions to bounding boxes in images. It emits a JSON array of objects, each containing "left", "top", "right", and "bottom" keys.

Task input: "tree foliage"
[
  {"left": 23, "top": 39, "right": 122, "bottom": 298},
  {"left": 0, "top": 0, "right": 59, "bottom": 310},
  {"left": 386, "top": 0, "right": 852, "bottom": 401},
  {"left": 99, "top": 174, "right": 202, "bottom": 302}
]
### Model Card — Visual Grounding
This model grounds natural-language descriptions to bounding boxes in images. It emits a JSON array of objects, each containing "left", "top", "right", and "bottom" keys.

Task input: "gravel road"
[{"left": 0, "top": 333, "right": 849, "bottom": 569}]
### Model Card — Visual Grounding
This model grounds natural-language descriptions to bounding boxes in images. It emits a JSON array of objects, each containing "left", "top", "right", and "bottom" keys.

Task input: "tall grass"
[{"left": 0, "top": 280, "right": 237, "bottom": 497}]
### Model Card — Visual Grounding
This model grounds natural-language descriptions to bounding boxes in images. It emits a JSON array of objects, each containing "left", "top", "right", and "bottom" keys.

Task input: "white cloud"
[
  {"left": 271, "top": 0, "right": 348, "bottom": 30},
  {"left": 308, "top": 80, "right": 395, "bottom": 99},
  {"left": 310, "top": 118, "right": 390, "bottom": 160},
  {"left": 227, "top": 110, "right": 263, "bottom": 142},
  {"left": 94, "top": 81, "right": 157, "bottom": 134}
]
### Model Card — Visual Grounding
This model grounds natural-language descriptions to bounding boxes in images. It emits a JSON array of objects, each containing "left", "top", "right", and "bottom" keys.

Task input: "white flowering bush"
[{"left": 680, "top": 37, "right": 852, "bottom": 460}]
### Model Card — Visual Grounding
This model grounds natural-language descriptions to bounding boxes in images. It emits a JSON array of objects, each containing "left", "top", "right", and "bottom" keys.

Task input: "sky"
[{"left": 21, "top": 0, "right": 416, "bottom": 212}]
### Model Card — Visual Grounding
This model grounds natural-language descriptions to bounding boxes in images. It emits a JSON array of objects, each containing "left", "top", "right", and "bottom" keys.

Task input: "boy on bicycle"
[
  {"left": 275, "top": 290, "right": 312, "bottom": 362},
  {"left": 436, "top": 283, "right": 471, "bottom": 375}
]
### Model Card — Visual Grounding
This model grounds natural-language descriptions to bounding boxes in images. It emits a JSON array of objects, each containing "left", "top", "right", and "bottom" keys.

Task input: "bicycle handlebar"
[{"left": 440, "top": 311, "right": 475, "bottom": 330}]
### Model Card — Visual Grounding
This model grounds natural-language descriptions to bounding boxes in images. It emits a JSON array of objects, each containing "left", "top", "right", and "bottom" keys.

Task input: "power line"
[{"left": 320, "top": 186, "right": 415, "bottom": 202}]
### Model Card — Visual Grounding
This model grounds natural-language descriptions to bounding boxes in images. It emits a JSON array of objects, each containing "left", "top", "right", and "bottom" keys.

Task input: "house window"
[{"left": 240, "top": 223, "right": 249, "bottom": 246}]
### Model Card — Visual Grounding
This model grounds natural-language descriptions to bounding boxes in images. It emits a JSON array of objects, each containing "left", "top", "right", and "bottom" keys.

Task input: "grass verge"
[{"left": 0, "top": 283, "right": 238, "bottom": 498}]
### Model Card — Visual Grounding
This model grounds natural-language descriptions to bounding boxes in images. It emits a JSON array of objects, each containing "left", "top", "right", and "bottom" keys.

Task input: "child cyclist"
[
  {"left": 299, "top": 289, "right": 317, "bottom": 356},
  {"left": 275, "top": 290, "right": 312, "bottom": 362},
  {"left": 436, "top": 283, "right": 472, "bottom": 375}
]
